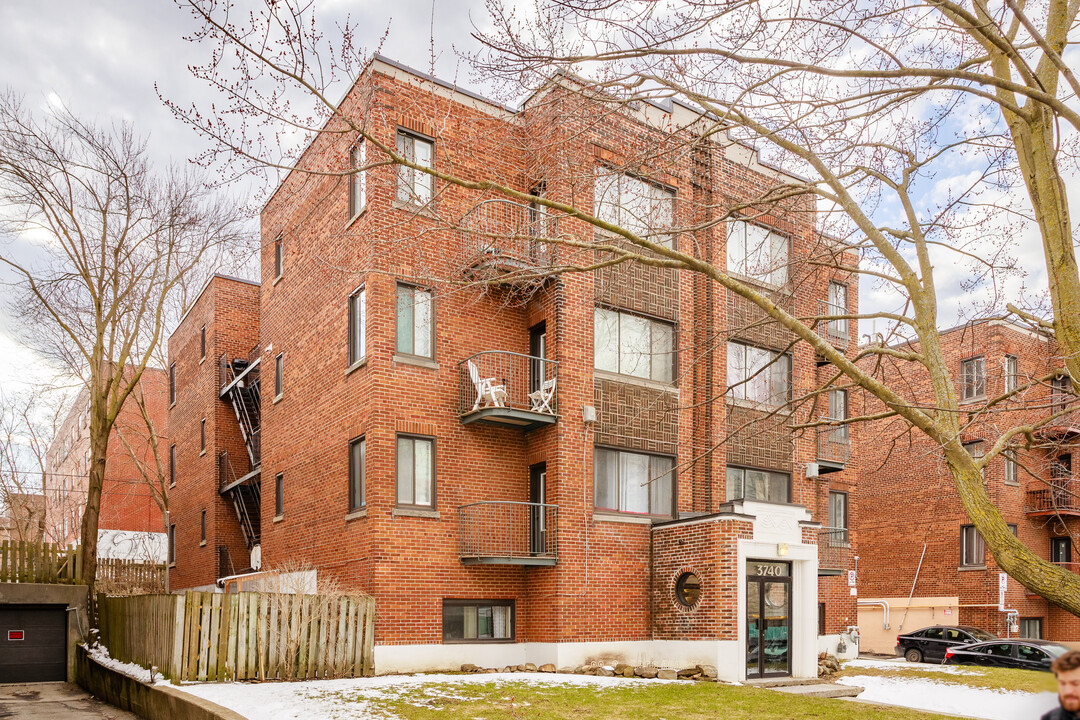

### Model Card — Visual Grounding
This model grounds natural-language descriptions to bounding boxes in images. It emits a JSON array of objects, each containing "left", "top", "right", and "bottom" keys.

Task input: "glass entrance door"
[{"left": 746, "top": 560, "right": 792, "bottom": 678}]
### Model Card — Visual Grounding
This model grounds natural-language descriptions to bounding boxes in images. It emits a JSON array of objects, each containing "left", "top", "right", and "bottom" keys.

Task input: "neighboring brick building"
[
  {"left": 0, "top": 492, "right": 46, "bottom": 543},
  {"left": 43, "top": 369, "right": 168, "bottom": 561},
  {"left": 857, "top": 320, "right": 1080, "bottom": 650},
  {"left": 167, "top": 56, "right": 861, "bottom": 680}
]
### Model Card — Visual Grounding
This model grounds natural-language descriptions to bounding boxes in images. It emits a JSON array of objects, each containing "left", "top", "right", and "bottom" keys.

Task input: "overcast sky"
[{"left": 0, "top": 0, "right": 1066, "bottom": 394}]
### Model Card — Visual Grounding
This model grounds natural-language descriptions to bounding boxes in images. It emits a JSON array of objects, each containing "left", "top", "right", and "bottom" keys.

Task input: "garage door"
[{"left": 0, "top": 605, "right": 67, "bottom": 682}]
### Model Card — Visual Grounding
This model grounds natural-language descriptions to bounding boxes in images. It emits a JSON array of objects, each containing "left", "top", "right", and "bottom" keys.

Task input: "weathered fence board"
[
  {"left": 0, "top": 541, "right": 83, "bottom": 584},
  {"left": 98, "top": 590, "right": 374, "bottom": 682}
]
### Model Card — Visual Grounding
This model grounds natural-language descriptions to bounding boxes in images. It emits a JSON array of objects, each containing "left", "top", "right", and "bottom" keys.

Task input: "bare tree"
[
  {"left": 0, "top": 93, "right": 248, "bottom": 589},
  {"left": 169, "top": 0, "right": 1080, "bottom": 613},
  {"left": 0, "top": 387, "right": 66, "bottom": 543}
]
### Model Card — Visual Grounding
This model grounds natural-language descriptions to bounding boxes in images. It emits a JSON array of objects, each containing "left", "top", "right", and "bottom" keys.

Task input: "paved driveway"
[{"left": 0, "top": 683, "right": 138, "bottom": 719}]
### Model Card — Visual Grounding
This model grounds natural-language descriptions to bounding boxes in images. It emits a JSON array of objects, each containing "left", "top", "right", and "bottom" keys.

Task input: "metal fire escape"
[{"left": 218, "top": 347, "right": 262, "bottom": 553}]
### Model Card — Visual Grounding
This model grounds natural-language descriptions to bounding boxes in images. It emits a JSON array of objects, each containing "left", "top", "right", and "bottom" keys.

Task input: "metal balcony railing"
[
  {"left": 819, "top": 300, "right": 849, "bottom": 347},
  {"left": 459, "top": 199, "right": 558, "bottom": 274},
  {"left": 1026, "top": 481, "right": 1080, "bottom": 515},
  {"left": 458, "top": 501, "right": 558, "bottom": 565},
  {"left": 458, "top": 351, "right": 558, "bottom": 417},
  {"left": 818, "top": 527, "right": 851, "bottom": 572},
  {"left": 817, "top": 425, "right": 851, "bottom": 465}
]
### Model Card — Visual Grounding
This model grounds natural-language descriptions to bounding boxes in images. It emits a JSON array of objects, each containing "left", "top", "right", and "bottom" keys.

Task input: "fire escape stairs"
[{"left": 219, "top": 354, "right": 262, "bottom": 551}]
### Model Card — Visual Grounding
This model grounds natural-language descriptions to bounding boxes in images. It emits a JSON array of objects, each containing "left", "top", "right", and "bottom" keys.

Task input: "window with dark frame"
[
  {"left": 348, "top": 141, "right": 366, "bottom": 219},
  {"left": 1005, "top": 355, "right": 1019, "bottom": 393},
  {"left": 593, "top": 447, "right": 674, "bottom": 517},
  {"left": 1052, "top": 453, "right": 1072, "bottom": 480},
  {"left": 274, "top": 353, "right": 283, "bottom": 398},
  {"left": 200, "top": 509, "right": 206, "bottom": 543},
  {"left": 1019, "top": 618, "right": 1043, "bottom": 639},
  {"left": 275, "top": 472, "right": 284, "bottom": 517},
  {"left": 169, "top": 363, "right": 176, "bottom": 404},
  {"left": 961, "top": 524, "right": 985, "bottom": 566},
  {"left": 200, "top": 418, "right": 206, "bottom": 452},
  {"left": 200, "top": 325, "right": 206, "bottom": 360},
  {"left": 348, "top": 288, "right": 367, "bottom": 366},
  {"left": 1051, "top": 537, "right": 1072, "bottom": 564},
  {"left": 168, "top": 524, "right": 176, "bottom": 565},
  {"left": 396, "top": 435, "right": 435, "bottom": 508},
  {"left": 395, "top": 130, "right": 434, "bottom": 205},
  {"left": 1052, "top": 375, "right": 1072, "bottom": 413},
  {"left": 963, "top": 440, "right": 985, "bottom": 477},
  {"left": 442, "top": 600, "right": 514, "bottom": 642},
  {"left": 726, "top": 466, "right": 791, "bottom": 504},
  {"left": 169, "top": 444, "right": 176, "bottom": 486},
  {"left": 961, "top": 357, "right": 986, "bottom": 401},
  {"left": 1004, "top": 449, "right": 1018, "bottom": 485},
  {"left": 349, "top": 437, "right": 366, "bottom": 512},
  {"left": 274, "top": 235, "right": 283, "bottom": 279},
  {"left": 593, "top": 307, "right": 675, "bottom": 383},
  {"left": 829, "top": 490, "right": 849, "bottom": 542},
  {"left": 726, "top": 342, "right": 792, "bottom": 406},
  {"left": 395, "top": 284, "right": 434, "bottom": 359}
]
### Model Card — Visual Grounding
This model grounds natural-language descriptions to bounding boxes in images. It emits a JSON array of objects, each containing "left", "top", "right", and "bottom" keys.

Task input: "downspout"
[
  {"left": 896, "top": 543, "right": 928, "bottom": 634},
  {"left": 857, "top": 600, "right": 890, "bottom": 630}
]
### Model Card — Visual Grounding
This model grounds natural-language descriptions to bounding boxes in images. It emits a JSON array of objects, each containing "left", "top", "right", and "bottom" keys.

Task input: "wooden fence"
[
  {"left": 97, "top": 558, "right": 167, "bottom": 595},
  {"left": 0, "top": 540, "right": 82, "bottom": 584},
  {"left": 98, "top": 590, "right": 375, "bottom": 682}
]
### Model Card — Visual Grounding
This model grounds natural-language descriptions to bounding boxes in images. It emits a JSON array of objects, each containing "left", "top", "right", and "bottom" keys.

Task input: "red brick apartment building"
[
  {"left": 44, "top": 369, "right": 168, "bottom": 561},
  {"left": 857, "top": 320, "right": 1080, "bottom": 651},
  {"left": 168, "top": 56, "right": 862, "bottom": 680}
]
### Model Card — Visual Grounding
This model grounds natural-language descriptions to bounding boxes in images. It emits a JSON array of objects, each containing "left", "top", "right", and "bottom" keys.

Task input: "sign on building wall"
[{"left": 998, "top": 572, "right": 1008, "bottom": 611}]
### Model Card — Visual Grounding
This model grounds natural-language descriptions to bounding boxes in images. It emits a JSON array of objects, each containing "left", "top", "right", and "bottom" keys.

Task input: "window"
[
  {"left": 818, "top": 602, "right": 826, "bottom": 636},
  {"left": 726, "top": 466, "right": 790, "bottom": 503},
  {"left": 396, "top": 435, "right": 435, "bottom": 508},
  {"left": 169, "top": 444, "right": 176, "bottom": 486},
  {"left": 961, "top": 357, "right": 985, "bottom": 401},
  {"left": 395, "top": 284, "right": 434, "bottom": 359},
  {"left": 594, "top": 170, "right": 675, "bottom": 246},
  {"left": 442, "top": 600, "right": 513, "bottom": 642},
  {"left": 726, "top": 220, "right": 788, "bottom": 286},
  {"left": 200, "top": 418, "right": 206, "bottom": 452},
  {"left": 274, "top": 353, "right": 283, "bottom": 398},
  {"left": 963, "top": 440, "right": 985, "bottom": 476},
  {"left": 349, "top": 437, "right": 366, "bottom": 512},
  {"left": 395, "top": 130, "right": 434, "bottom": 205},
  {"left": 168, "top": 524, "right": 176, "bottom": 565},
  {"left": 348, "top": 288, "right": 367, "bottom": 366},
  {"left": 829, "top": 490, "right": 849, "bottom": 541},
  {"left": 275, "top": 473, "right": 284, "bottom": 517},
  {"left": 200, "top": 325, "right": 206, "bottom": 360},
  {"left": 1004, "top": 449, "right": 1018, "bottom": 485},
  {"left": 274, "top": 235, "right": 283, "bottom": 279},
  {"left": 1051, "top": 537, "right": 1072, "bottom": 564},
  {"left": 726, "top": 342, "right": 791, "bottom": 406},
  {"left": 1005, "top": 355, "right": 1018, "bottom": 393},
  {"left": 593, "top": 447, "right": 674, "bottom": 516},
  {"left": 1052, "top": 453, "right": 1072, "bottom": 480},
  {"left": 826, "top": 282, "right": 848, "bottom": 340},
  {"left": 594, "top": 307, "right": 675, "bottom": 382},
  {"left": 169, "top": 363, "right": 176, "bottom": 404},
  {"left": 961, "top": 524, "right": 985, "bottom": 566},
  {"left": 348, "top": 141, "right": 366, "bottom": 218},
  {"left": 200, "top": 510, "right": 206, "bottom": 543},
  {"left": 1052, "top": 375, "right": 1071, "bottom": 413},
  {"left": 825, "top": 389, "right": 849, "bottom": 442},
  {"left": 675, "top": 572, "right": 701, "bottom": 608}
]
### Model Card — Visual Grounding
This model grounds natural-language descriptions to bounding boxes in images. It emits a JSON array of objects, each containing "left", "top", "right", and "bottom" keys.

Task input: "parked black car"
[
  {"left": 943, "top": 639, "right": 1072, "bottom": 671},
  {"left": 895, "top": 625, "right": 997, "bottom": 663}
]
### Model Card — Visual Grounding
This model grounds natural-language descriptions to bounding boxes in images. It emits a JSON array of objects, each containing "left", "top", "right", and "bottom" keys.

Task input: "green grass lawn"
[
  {"left": 314, "top": 679, "right": 964, "bottom": 720},
  {"left": 837, "top": 661, "right": 1057, "bottom": 695}
]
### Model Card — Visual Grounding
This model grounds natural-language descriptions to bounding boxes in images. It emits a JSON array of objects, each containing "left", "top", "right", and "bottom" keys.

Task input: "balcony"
[
  {"left": 458, "top": 351, "right": 558, "bottom": 431},
  {"left": 1025, "top": 481, "right": 1080, "bottom": 516},
  {"left": 818, "top": 527, "right": 851, "bottom": 575},
  {"left": 458, "top": 199, "right": 558, "bottom": 284},
  {"left": 458, "top": 501, "right": 558, "bottom": 566},
  {"left": 815, "top": 426, "right": 850, "bottom": 473}
]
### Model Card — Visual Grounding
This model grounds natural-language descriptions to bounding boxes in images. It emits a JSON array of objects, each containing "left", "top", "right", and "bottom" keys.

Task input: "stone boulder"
[
  {"left": 539, "top": 663, "right": 556, "bottom": 673},
  {"left": 657, "top": 668, "right": 678, "bottom": 680},
  {"left": 635, "top": 666, "right": 659, "bottom": 678},
  {"left": 696, "top": 665, "right": 717, "bottom": 679},
  {"left": 461, "top": 663, "right": 480, "bottom": 673}
]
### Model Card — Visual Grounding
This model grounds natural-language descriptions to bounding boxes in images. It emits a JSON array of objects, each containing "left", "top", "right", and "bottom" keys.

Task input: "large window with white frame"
[
  {"left": 726, "top": 342, "right": 791, "bottom": 406},
  {"left": 726, "top": 466, "right": 791, "bottom": 504},
  {"left": 395, "top": 130, "right": 434, "bottom": 205},
  {"left": 961, "top": 356, "right": 986, "bottom": 401},
  {"left": 348, "top": 141, "right": 366, "bottom": 219},
  {"left": 594, "top": 307, "right": 675, "bottom": 383},
  {"left": 594, "top": 169, "right": 675, "bottom": 247},
  {"left": 348, "top": 287, "right": 366, "bottom": 366},
  {"left": 395, "top": 284, "right": 434, "bottom": 359},
  {"left": 726, "top": 220, "right": 788, "bottom": 286},
  {"left": 1005, "top": 355, "right": 1019, "bottom": 393},
  {"left": 396, "top": 435, "right": 435, "bottom": 508},
  {"left": 593, "top": 447, "right": 674, "bottom": 517}
]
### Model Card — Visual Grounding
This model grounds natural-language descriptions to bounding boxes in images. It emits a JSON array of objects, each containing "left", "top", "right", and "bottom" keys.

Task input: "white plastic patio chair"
[
  {"left": 468, "top": 360, "right": 507, "bottom": 410},
  {"left": 528, "top": 377, "right": 557, "bottom": 414}
]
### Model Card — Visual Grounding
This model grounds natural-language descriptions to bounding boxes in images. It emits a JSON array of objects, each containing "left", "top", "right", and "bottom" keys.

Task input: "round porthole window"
[{"left": 675, "top": 572, "right": 701, "bottom": 608}]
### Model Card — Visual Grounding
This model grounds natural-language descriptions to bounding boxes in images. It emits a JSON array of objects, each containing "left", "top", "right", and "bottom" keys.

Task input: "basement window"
[
  {"left": 675, "top": 572, "right": 701, "bottom": 609},
  {"left": 442, "top": 600, "right": 514, "bottom": 643}
]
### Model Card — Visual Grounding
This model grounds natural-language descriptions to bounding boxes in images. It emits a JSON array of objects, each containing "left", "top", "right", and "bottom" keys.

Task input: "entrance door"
[
  {"left": 529, "top": 463, "right": 547, "bottom": 555},
  {"left": 529, "top": 322, "right": 546, "bottom": 396},
  {"left": 746, "top": 561, "right": 792, "bottom": 678}
]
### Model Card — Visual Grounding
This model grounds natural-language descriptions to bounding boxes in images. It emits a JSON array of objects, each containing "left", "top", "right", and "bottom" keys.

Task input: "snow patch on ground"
[
  {"left": 86, "top": 643, "right": 158, "bottom": 684},
  {"left": 843, "top": 658, "right": 979, "bottom": 674},
  {"left": 174, "top": 672, "right": 675, "bottom": 720},
  {"left": 838, "top": 674, "right": 1058, "bottom": 720}
]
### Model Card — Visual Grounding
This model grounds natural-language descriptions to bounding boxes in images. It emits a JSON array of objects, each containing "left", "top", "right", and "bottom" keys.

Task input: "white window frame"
[
  {"left": 827, "top": 282, "right": 848, "bottom": 339},
  {"left": 274, "top": 235, "right": 283, "bottom": 280},
  {"left": 274, "top": 353, "right": 284, "bottom": 399},
  {"left": 593, "top": 447, "right": 674, "bottom": 517},
  {"left": 349, "top": 141, "right": 366, "bottom": 219},
  {"left": 594, "top": 169, "right": 675, "bottom": 247},
  {"left": 395, "top": 130, "right": 434, "bottom": 205},
  {"left": 348, "top": 287, "right": 367, "bottom": 366},
  {"left": 1005, "top": 355, "right": 1019, "bottom": 393},
  {"left": 593, "top": 307, "right": 675, "bottom": 383},
  {"left": 961, "top": 356, "right": 986, "bottom": 401},
  {"left": 726, "top": 342, "right": 791, "bottom": 406},
  {"left": 726, "top": 220, "right": 788, "bottom": 286}
]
